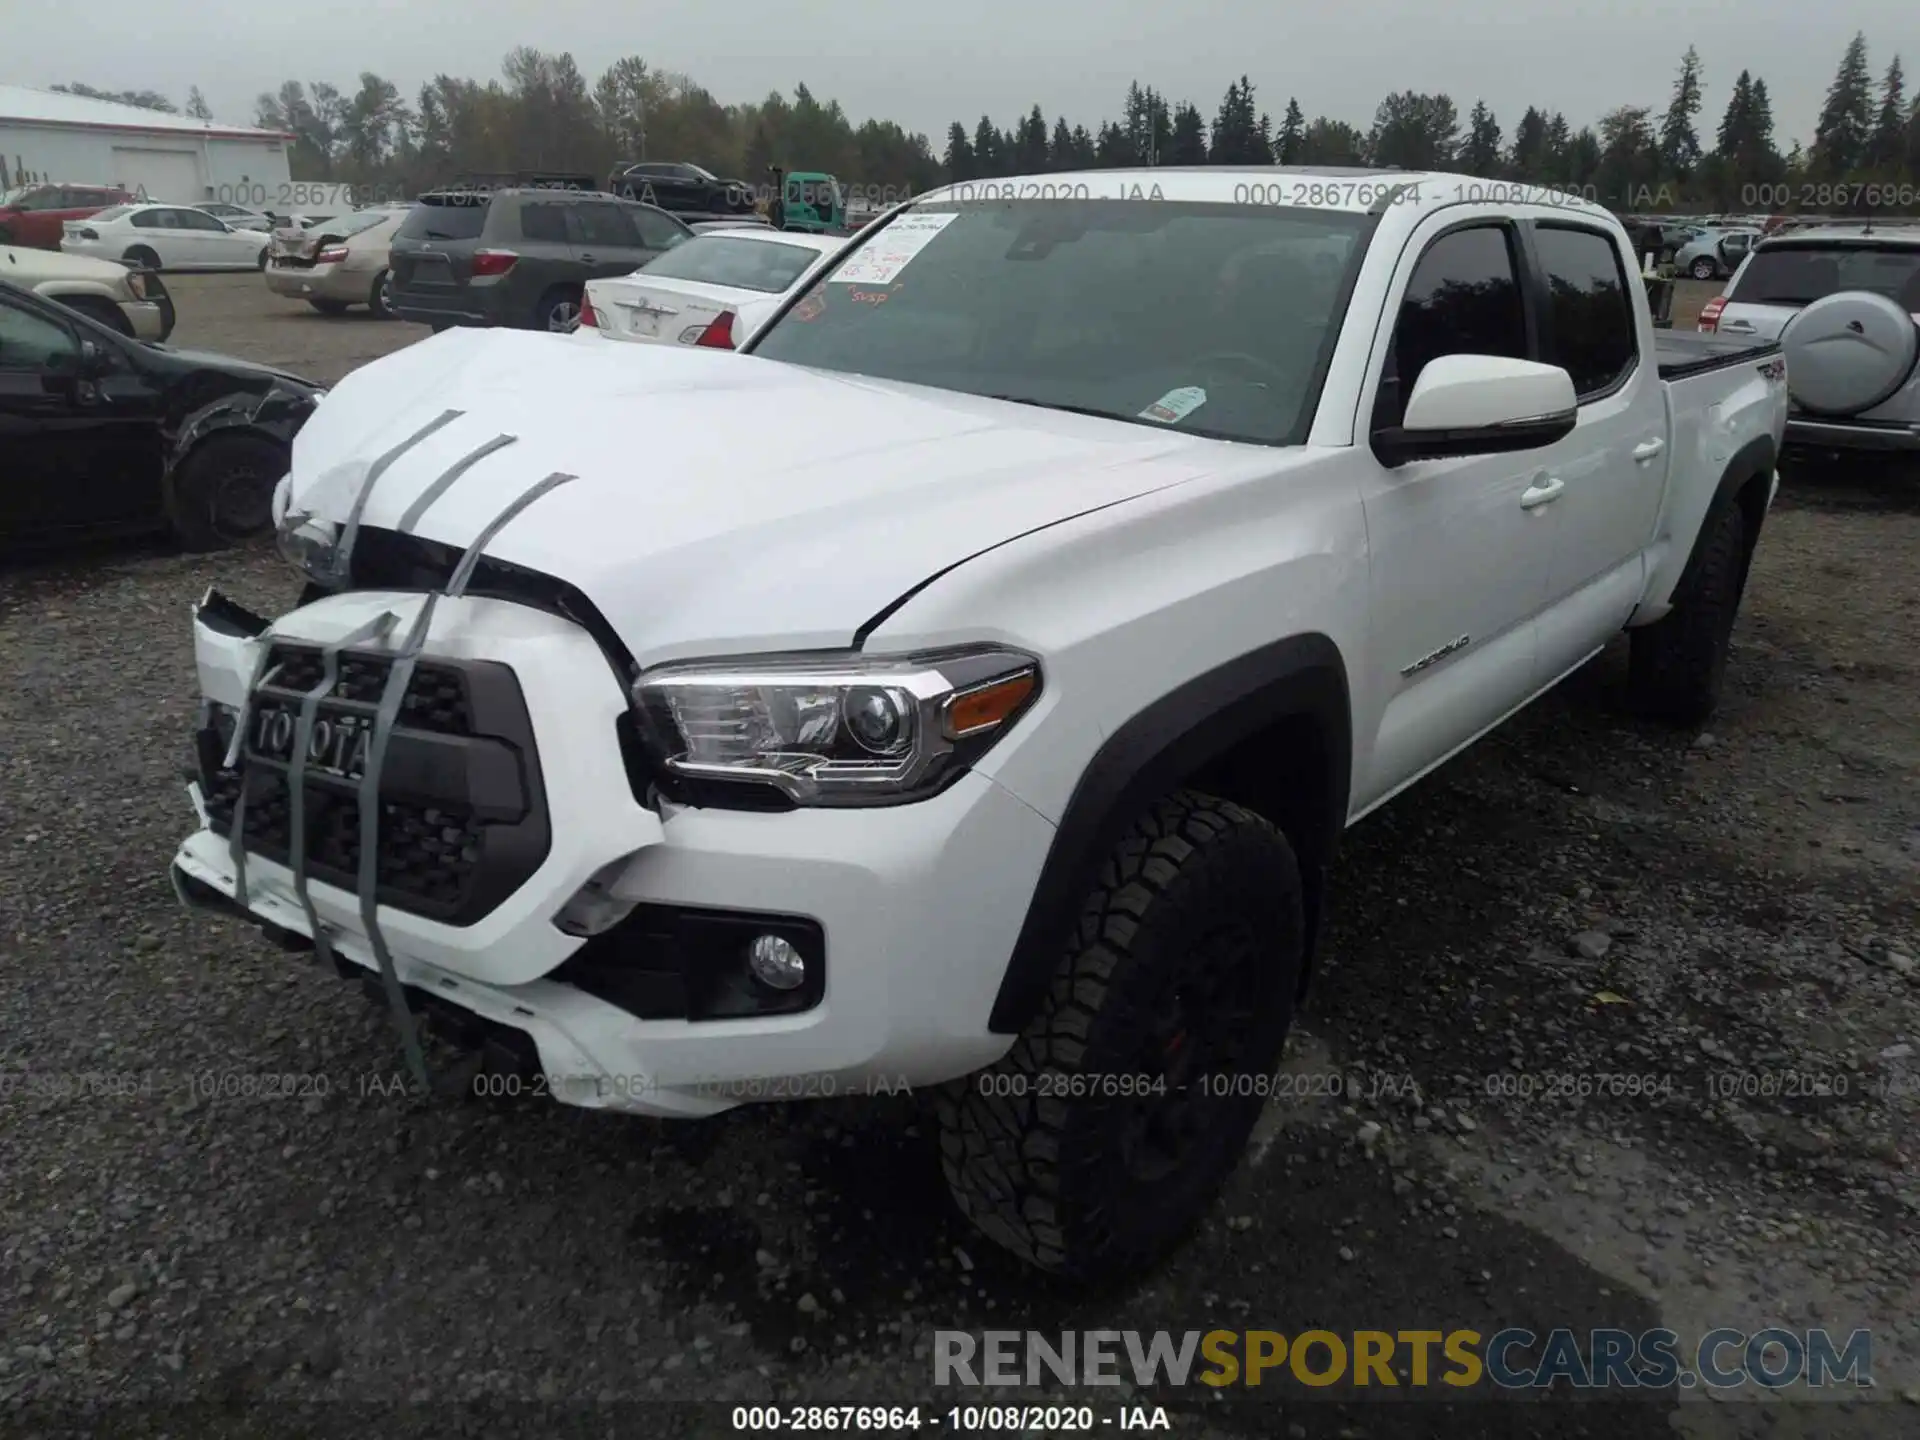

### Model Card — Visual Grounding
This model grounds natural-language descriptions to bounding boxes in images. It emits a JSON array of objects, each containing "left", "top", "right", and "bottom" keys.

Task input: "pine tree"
[
  {"left": 1209, "top": 77, "right": 1264, "bottom": 163},
  {"left": 1659, "top": 45, "right": 1705, "bottom": 177},
  {"left": 1868, "top": 57, "right": 1907, "bottom": 169},
  {"left": 1170, "top": 102, "right": 1208, "bottom": 164},
  {"left": 1544, "top": 112, "right": 1573, "bottom": 172},
  {"left": 1509, "top": 106, "right": 1548, "bottom": 178},
  {"left": 1049, "top": 116, "right": 1074, "bottom": 170},
  {"left": 1715, "top": 71, "right": 1753, "bottom": 157},
  {"left": 1369, "top": 92, "right": 1459, "bottom": 170},
  {"left": 1276, "top": 98, "right": 1305, "bottom": 165},
  {"left": 972, "top": 115, "right": 1001, "bottom": 177},
  {"left": 1095, "top": 120, "right": 1132, "bottom": 168},
  {"left": 1463, "top": 101, "right": 1502, "bottom": 177},
  {"left": 1811, "top": 32, "right": 1874, "bottom": 176}
]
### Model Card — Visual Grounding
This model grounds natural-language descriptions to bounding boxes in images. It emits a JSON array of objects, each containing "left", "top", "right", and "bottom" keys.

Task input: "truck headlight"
[
  {"left": 275, "top": 505, "right": 341, "bottom": 584},
  {"left": 631, "top": 648, "right": 1040, "bottom": 806}
]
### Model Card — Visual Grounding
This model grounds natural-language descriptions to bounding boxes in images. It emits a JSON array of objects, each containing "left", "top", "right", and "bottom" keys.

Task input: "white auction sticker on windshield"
[
  {"left": 1139, "top": 386, "right": 1208, "bottom": 424},
  {"left": 830, "top": 212, "right": 958, "bottom": 285}
]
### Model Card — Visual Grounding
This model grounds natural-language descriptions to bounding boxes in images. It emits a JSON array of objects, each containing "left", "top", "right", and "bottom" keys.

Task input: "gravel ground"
[{"left": 1, "top": 276, "right": 1916, "bottom": 1438}]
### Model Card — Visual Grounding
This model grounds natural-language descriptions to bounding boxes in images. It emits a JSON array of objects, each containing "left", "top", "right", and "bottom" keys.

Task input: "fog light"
[{"left": 747, "top": 933, "right": 806, "bottom": 991}]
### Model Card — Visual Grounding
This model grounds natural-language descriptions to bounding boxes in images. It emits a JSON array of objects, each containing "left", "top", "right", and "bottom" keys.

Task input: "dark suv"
[
  {"left": 608, "top": 162, "right": 759, "bottom": 219},
  {"left": 386, "top": 189, "right": 693, "bottom": 332}
]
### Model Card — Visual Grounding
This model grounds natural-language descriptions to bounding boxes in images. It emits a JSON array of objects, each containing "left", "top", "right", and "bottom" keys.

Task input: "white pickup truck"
[{"left": 173, "top": 168, "right": 1788, "bottom": 1279}]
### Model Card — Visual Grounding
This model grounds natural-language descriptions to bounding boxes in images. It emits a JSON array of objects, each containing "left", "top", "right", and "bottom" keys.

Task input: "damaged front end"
[{"left": 172, "top": 423, "right": 657, "bottom": 1100}]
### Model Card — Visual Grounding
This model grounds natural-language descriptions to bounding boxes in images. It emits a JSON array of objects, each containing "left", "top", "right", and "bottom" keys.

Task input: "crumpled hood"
[{"left": 287, "top": 328, "right": 1226, "bottom": 666}]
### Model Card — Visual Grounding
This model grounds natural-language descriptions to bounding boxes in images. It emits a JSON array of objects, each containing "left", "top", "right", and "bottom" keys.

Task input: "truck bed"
[{"left": 1655, "top": 331, "right": 1781, "bottom": 380}]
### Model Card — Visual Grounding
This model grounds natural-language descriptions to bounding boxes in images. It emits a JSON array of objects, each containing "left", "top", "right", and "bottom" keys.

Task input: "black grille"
[
  {"left": 203, "top": 769, "right": 481, "bottom": 910},
  {"left": 266, "top": 645, "right": 472, "bottom": 733},
  {"left": 199, "top": 645, "right": 550, "bottom": 926}
]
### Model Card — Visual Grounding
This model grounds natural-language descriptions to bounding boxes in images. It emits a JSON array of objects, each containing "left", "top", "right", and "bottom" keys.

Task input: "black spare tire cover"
[{"left": 1779, "top": 289, "right": 1919, "bottom": 416}]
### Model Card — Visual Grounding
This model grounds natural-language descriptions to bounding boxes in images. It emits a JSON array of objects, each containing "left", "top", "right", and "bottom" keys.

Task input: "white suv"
[{"left": 1702, "top": 224, "right": 1920, "bottom": 458}]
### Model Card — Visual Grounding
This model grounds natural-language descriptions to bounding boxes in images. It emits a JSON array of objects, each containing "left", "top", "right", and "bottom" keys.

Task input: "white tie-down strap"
[{"left": 355, "top": 469, "right": 579, "bottom": 1097}]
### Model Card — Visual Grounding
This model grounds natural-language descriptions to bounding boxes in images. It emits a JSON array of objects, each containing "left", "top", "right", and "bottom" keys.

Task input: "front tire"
[
  {"left": 1628, "top": 494, "right": 1749, "bottom": 725},
  {"left": 164, "top": 433, "right": 288, "bottom": 551},
  {"left": 939, "top": 790, "right": 1304, "bottom": 1279}
]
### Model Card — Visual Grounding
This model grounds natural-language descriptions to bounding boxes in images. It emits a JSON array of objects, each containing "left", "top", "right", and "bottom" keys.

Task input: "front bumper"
[
  {"left": 173, "top": 590, "right": 1048, "bottom": 1115},
  {"left": 1785, "top": 416, "right": 1920, "bottom": 453}
]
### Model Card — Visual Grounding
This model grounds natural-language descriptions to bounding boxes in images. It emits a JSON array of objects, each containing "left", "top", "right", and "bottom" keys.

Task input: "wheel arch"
[
  {"left": 988, "top": 632, "right": 1351, "bottom": 1034},
  {"left": 163, "top": 387, "right": 317, "bottom": 504},
  {"left": 1673, "top": 433, "right": 1776, "bottom": 607}
]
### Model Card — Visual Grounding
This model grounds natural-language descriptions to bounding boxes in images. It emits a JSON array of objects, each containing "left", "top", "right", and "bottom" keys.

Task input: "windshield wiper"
[{"left": 985, "top": 394, "right": 1130, "bottom": 423}]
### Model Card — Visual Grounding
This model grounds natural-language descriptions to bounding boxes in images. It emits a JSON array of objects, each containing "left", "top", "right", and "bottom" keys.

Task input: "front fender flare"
[{"left": 988, "top": 633, "right": 1351, "bottom": 1034}]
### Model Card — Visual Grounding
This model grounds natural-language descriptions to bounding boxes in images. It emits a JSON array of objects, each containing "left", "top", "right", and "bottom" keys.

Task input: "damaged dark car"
[{"left": 0, "top": 276, "right": 322, "bottom": 552}]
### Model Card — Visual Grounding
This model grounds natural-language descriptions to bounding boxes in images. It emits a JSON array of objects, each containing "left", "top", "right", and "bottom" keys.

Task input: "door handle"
[
  {"left": 1632, "top": 437, "right": 1666, "bottom": 463},
  {"left": 577, "top": 252, "right": 597, "bottom": 263},
  {"left": 1519, "top": 475, "right": 1564, "bottom": 509}
]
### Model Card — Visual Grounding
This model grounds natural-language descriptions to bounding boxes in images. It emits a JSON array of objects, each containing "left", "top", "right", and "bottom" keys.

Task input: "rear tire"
[
  {"left": 938, "top": 790, "right": 1304, "bottom": 1279},
  {"left": 165, "top": 433, "right": 288, "bottom": 552},
  {"left": 1690, "top": 256, "right": 1718, "bottom": 280},
  {"left": 256, "top": 247, "right": 270, "bottom": 271},
  {"left": 534, "top": 286, "right": 582, "bottom": 333},
  {"left": 1628, "top": 495, "right": 1749, "bottom": 725},
  {"left": 123, "top": 245, "right": 161, "bottom": 272},
  {"left": 307, "top": 298, "right": 349, "bottom": 316},
  {"left": 368, "top": 269, "right": 395, "bottom": 320}
]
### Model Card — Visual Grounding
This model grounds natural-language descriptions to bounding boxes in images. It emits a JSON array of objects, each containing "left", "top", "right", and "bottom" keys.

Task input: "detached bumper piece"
[
  {"left": 174, "top": 863, "right": 541, "bottom": 1081},
  {"left": 197, "top": 643, "right": 550, "bottom": 926}
]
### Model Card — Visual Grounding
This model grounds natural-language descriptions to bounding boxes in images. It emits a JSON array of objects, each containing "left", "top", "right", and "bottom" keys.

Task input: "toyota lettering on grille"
[{"left": 249, "top": 704, "right": 372, "bottom": 780}]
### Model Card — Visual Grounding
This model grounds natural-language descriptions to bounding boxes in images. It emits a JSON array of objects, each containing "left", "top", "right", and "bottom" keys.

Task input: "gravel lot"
[{"left": 1, "top": 275, "right": 1917, "bottom": 1438}]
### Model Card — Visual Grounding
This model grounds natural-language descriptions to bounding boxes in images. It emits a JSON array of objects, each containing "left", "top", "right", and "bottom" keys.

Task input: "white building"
[{"left": 0, "top": 84, "right": 292, "bottom": 206}]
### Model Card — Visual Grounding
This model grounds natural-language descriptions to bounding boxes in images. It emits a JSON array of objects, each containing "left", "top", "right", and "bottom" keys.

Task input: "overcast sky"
[{"left": 6, "top": 0, "right": 1916, "bottom": 153}]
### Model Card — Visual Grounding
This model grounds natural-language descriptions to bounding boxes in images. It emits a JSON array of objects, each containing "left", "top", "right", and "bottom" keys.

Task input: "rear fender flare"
[
  {"left": 988, "top": 633, "right": 1351, "bottom": 1034},
  {"left": 1665, "top": 433, "right": 1777, "bottom": 610}
]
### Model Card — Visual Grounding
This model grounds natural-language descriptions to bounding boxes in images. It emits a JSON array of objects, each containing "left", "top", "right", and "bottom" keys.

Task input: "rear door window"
[
  {"left": 1731, "top": 244, "right": 1920, "bottom": 311},
  {"left": 1531, "top": 224, "right": 1638, "bottom": 399},
  {"left": 519, "top": 202, "right": 571, "bottom": 244},
  {"left": 566, "top": 202, "right": 641, "bottom": 248}
]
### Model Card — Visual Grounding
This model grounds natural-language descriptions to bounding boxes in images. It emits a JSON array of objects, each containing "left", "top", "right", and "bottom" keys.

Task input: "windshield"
[
  {"left": 1731, "top": 243, "right": 1920, "bottom": 309},
  {"left": 750, "top": 199, "right": 1367, "bottom": 445},
  {"left": 638, "top": 235, "right": 825, "bottom": 292},
  {"left": 686, "top": 164, "right": 718, "bottom": 182}
]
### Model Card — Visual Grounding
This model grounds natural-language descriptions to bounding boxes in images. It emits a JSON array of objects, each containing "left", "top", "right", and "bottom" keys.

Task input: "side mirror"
[{"left": 1372, "top": 354, "right": 1577, "bottom": 467}]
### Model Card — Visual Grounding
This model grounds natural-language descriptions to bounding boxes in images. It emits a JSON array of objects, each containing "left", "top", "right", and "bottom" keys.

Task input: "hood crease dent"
[{"left": 287, "top": 328, "right": 1233, "bottom": 667}]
